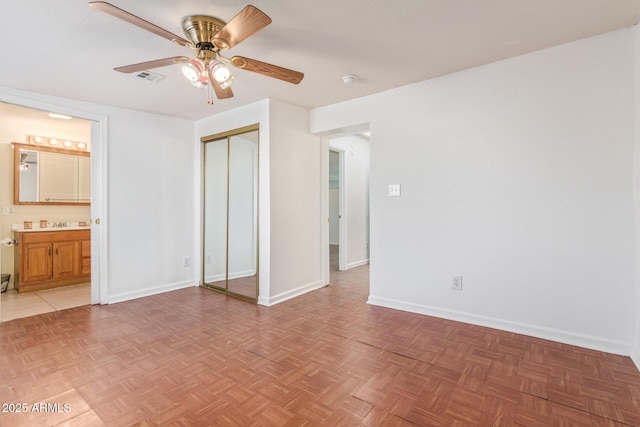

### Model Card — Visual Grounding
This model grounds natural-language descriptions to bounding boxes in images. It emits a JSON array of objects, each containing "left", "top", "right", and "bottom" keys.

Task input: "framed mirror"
[
  {"left": 14, "top": 143, "right": 90, "bottom": 205},
  {"left": 202, "top": 125, "right": 259, "bottom": 301}
]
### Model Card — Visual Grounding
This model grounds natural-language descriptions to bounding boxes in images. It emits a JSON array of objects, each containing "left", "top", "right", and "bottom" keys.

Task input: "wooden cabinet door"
[
  {"left": 23, "top": 243, "right": 52, "bottom": 283},
  {"left": 53, "top": 241, "right": 80, "bottom": 279}
]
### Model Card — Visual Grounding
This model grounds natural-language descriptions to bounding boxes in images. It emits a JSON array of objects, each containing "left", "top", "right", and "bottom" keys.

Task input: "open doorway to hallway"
[{"left": 326, "top": 130, "right": 370, "bottom": 283}]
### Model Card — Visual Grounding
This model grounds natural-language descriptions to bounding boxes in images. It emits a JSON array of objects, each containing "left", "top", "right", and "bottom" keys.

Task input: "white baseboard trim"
[
  {"left": 205, "top": 274, "right": 225, "bottom": 283},
  {"left": 205, "top": 270, "right": 256, "bottom": 283},
  {"left": 347, "top": 259, "right": 369, "bottom": 270},
  {"left": 107, "top": 280, "right": 196, "bottom": 304},
  {"left": 367, "top": 295, "right": 633, "bottom": 357},
  {"left": 631, "top": 348, "right": 640, "bottom": 371},
  {"left": 229, "top": 269, "right": 256, "bottom": 280},
  {"left": 260, "top": 280, "right": 325, "bottom": 306}
]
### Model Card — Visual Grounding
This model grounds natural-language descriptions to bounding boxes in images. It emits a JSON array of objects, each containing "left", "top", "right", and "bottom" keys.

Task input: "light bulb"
[
  {"left": 181, "top": 63, "right": 200, "bottom": 82},
  {"left": 191, "top": 70, "right": 209, "bottom": 89},
  {"left": 191, "top": 80, "right": 207, "bottom": 89},
  {"left": 219, "top": 75, "right": 234, "bottom": 89},
  {"left": 48, "top": 113, "right": 72, "bottom": 120},
  {"left": 63, "top": 140, "right": 72, "bottom": 147},
  {"left": 210, "top": 60, "right": 232, "bottom": 83},
  {"left": 182, "top": 59, "right": 204, "bottom": 82}
]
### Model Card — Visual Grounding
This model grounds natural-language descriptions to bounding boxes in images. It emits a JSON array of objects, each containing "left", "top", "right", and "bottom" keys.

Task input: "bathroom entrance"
[{"left": 0, "top": 102, "right": 95, "bottom": 321}]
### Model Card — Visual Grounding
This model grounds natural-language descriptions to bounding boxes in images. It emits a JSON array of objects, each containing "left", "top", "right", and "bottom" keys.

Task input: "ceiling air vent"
[{"left": 132, "top": 71, "right": 165, "bottom": 82}]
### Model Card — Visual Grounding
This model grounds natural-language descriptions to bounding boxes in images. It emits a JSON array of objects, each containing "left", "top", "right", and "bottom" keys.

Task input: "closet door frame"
[{"left": 201, "top": 123, "right": 259, "bottom": 302}]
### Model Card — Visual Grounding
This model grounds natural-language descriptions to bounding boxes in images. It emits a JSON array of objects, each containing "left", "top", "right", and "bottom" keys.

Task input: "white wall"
[
  {"left": 0, "top": 87, "right": 197, "bottom": 304},
  {"left": 268, "top": 100, "right": 323, "bottom": 303},
  {"left": 329, "top": 134, "right": 370, "bottom": 268},
  {"left": 311, "top": 28, "right": 637, "bottom": 355},
  {"left": 633, "top": 25, "right": 640, "bottom": 368},
  {"left": 106, "top": 108, "right": 195, "bottom": 302}
]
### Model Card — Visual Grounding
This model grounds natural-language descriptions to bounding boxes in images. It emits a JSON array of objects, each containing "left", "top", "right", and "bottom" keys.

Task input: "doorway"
[
  {"left": 0, "top": 99, "right": 107, "bottom": 321},
  {"left": 329, "top": 148, "right": 345, "bottom": 272},
  {"left": 323, "top": 130, "right": 370, "bottom": 284}
]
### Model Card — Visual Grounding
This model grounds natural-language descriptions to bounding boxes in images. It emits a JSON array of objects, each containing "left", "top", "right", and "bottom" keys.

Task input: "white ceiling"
[{"left": 1, "top": 0, "right": 639, "bottom": 120}]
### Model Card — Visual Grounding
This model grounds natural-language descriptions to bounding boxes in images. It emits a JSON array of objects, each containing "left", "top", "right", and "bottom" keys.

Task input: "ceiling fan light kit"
[
  {"left": 181, "top": 57, "right": 234, "bottom": 90},
  {"left": 89, "top": 2, "right": 304, "bottom": 104}
]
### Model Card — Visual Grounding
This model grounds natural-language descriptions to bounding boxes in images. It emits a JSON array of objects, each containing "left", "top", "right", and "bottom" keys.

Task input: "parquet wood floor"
[
  {"left": 204, "top": 276, "right": 258, "bottom": 300},
  {"left": 1, "top": 264, "right": 639, "bottom": 426}
]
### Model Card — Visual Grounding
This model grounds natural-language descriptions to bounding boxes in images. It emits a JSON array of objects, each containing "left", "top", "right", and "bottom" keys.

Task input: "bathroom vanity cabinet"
[{"left": 14, "top": 229, "right": 90, "bottom": 293}]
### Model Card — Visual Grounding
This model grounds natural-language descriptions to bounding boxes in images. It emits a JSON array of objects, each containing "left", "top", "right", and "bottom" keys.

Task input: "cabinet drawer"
[
  {"left": 82, "top": 240, "right": 91, "bottom": 257},
  {"left": 81, "top": 258, "right": 91, "bottom": 275}
]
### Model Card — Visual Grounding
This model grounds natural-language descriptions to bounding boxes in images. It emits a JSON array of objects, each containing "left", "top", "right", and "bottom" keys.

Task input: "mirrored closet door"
[{"left": 203, "top": 125, "right": 259, "bottom": 301}]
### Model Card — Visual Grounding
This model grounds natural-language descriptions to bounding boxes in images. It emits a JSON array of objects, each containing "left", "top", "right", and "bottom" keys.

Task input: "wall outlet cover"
[{"left": 452, "top": 275, "right": 463, "bottom": 290}]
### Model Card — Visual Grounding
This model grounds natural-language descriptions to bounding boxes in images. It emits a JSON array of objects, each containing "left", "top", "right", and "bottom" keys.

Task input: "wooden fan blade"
[
  {"left": 89, "top": 1, "right": 192, "bottom": 47},
  {"left": 230, "top": 56, "right": 304, "bottom": 84},
  {"left": 114, "top": 56, "right": 190, "bottom": 73},
  {"left": 208, "top": 69, "right": 234, "bottom": 99},
  {"left": 212, "top": 5, "right": 272, "bottom": 50}
]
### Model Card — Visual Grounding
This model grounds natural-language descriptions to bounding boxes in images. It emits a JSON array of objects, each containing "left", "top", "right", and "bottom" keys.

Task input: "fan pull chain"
[{"left": 207, "top": 84, "right": 214, "bottom": 105}]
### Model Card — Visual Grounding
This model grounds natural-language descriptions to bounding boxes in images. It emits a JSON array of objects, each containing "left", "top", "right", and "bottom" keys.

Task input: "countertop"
[{"left": 12, "top": 226, "right": 91, "bottom": 233}]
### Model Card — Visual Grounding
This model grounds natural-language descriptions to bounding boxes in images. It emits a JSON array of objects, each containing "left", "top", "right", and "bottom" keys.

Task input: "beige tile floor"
[{"left": 0, "top": 282, "right": 91, "bottom": 322}]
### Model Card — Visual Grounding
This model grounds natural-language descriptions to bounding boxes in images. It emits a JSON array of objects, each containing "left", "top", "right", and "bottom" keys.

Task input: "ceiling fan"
[{"left": 89, "top": 2, "right": 304, "bottom": 103}]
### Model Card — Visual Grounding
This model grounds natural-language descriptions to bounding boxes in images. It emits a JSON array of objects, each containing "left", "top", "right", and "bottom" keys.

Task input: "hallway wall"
[{"left": 311, "top": 28, "right": 636, "bottom": 355}]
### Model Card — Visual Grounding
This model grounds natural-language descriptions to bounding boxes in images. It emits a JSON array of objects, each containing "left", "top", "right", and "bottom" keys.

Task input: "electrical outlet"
[
  {"left": 452, "top": 275, "right": 463, "bottom": 290},
  {"left": 388, "top": 184, "right": 401, "bottom": 197},
  {"left": 2, "top": 206, "right": 14, "bottom": 215},
  {"left": 205, "top": 254, "right": 212, "bottom": 264},
  {"left": 183, "top": 256, "right": 191, "bottom": 268}
]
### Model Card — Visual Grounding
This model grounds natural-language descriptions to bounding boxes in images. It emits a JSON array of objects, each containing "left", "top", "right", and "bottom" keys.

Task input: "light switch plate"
[{"left": 388, "top": 184, "right": 401, "bottom": 197}]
